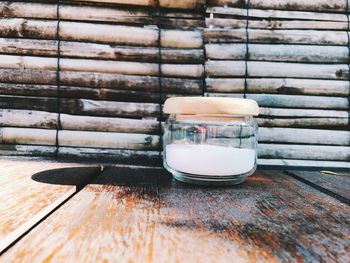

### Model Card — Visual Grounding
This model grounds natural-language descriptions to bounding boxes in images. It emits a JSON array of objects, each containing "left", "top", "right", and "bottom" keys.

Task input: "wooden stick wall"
[
  {"left": 0, "top": 0, "right": 204, "bottom": 163},
  {"left": 0, "top": 0, "right": 349, "bottom": 167},
  {"left": 205, "top": 0, "right": 350, "bottom": 167}
]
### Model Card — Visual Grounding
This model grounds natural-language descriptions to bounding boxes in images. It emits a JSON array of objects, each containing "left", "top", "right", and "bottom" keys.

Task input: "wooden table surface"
[{"left": 0, "top": 157, "right": 349, "bottom": 263}]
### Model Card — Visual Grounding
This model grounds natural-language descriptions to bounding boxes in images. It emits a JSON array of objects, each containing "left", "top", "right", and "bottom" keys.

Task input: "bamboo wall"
[{"left": 0, "top": 0, "right": 349, "bottom": 167}]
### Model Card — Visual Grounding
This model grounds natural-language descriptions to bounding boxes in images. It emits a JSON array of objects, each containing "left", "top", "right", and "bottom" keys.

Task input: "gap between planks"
[
  {"left": 0, "top": 165, "right": 104, "bottom": 255},
  {"left": 284, "top": 170, "right": 350, "bottom": 206}
]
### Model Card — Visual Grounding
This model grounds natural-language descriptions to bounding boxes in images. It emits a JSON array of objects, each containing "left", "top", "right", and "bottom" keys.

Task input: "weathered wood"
[
  {"left": 0, "top": 95, "right": 160, "bottom": 117},
  {"left": 204, "top": 28, "right": 349, "bottom": 45},
  {"left": 0, "top": 38, "right": 204, "bottom": 63},
  {"left": 207, "top": 18, "right": 349, "bottom": 30},
  {"left": 257, "top": 107, "right": 350, "bottom": 128},
  {"left": 0, "top": 55, "right": 204, "bottom": 78},
  {"left": 69, "top": 99, "right": 160, "bottom": 118},
  {"left": 206, "top": 44, "right": 350, "bottom": 64},
  {"left": 257, "top": 118, "right": 349, "bottom": 128},
  {"left": 0, "top": 69, "right": 57, "bottom": 86},
  {"left": 0, "top": 158, "right": 100, "bottom": 252},
  {"left": 207, "top": 6, "right": 348, "bottom": 22},
  {"left": 0, "top": 145, "right": 56, "bottom": 157},
  {"left": 258, "top": 144, "right": 350, "bottom": 161},
  {"left": 206, "top": 78, "right": 349, "bottom": 96},
  {"left": 61, "top": 71, "right": 203, "bottom": 94},
  {"left": 58, "top": 130, "right": 159, "bottom": 150},
  {"left": 0, "top": 109, "right": 58, "bottom": 129},
  {"left": 0, "top": 95, "right": 64, "bottom": 113},
  {"left": 259, "top": 128, "right": 350, "bottom": 145},
  {"left": 0, "top": 2, "right": 57, "bottom": 19},
  {"left": 0, "top": 69, "right": 203, "bottom": 94},
  {"left": 0, "top": 84, "right": 198, "bottom": 102},
  {"left": 2, "top": 168, "right": 349, "bottom": 262},
  {"left": 0, "top": 19, "right": 203, "bottom": 48},
  {"left": 0, "top": 145, "right": 160, "bottom": 164},
  {"left": 208, "top": 0, "right": 348, "bottom": 13},
  {"left": 60, "top": 115, "right": 159, "bottom": 134},
  {"left": 57, "top": 147, "right": 160, "bottom": 164},
  {"left": 0, "top": 109, "right": 159, "bottom": 134},
  {"left": 207, "top": 93, "right": 349, "bottom": 110},
  {"left": 286, "top": 170, "right": 350, "bottom": 204},
  {"left": 259, "top": 107, "right": 349, "bottom": 118},
  {"left": 258, "top": 159, "right": 350, "bottom": 169},
  {"left": 0, "top": 2, "right": 204, "bottom": 27},
  {"left": 0, "top": 128, "right": 160, "bottom": 150},
  {"left": 70, "top": 0, "right": 205, "bottom": 9},
  {"left": 206, "top": 61, "right": 349, "bottom": 80},
  {"left": 0, "top": 128, "right": 55, "bottom": 146}
]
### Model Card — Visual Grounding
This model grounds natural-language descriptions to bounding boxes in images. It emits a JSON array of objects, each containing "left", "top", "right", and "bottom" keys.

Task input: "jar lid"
[{"left": 164, "top": 97, "right": 259, "bottom": 116}]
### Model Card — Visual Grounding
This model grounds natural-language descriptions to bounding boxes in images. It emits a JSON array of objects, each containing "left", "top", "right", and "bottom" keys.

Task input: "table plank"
[
  {"left": 2, "top": 167, "right": 350, "bottom": 262},
  {"left": 285, "top": 170, "right": 350, "bottom": 204},
  {"left": 0, "top": 157, "right": 100, "bottom": 253}
]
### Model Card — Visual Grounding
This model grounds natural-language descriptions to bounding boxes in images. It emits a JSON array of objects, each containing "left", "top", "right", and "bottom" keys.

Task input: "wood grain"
[
  {"left": 2, "top": 167, "right": 349, "bottom": 262},
  {"left": 258, "top": 159, "right": 350, "bottom": 169},
  {"left": 0, "top": 157, "right": 101, "bottom": 253},
  {"left": 285, "top": 170, "right": 350, "bottom": 204}
]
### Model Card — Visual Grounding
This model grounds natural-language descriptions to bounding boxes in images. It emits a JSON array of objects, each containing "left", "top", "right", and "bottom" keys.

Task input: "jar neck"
[{"left": 169, "top": 114, "right": 254, "bottom": 123}]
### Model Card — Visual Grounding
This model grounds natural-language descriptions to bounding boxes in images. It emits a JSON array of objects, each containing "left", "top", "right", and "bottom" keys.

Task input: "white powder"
[{"left": 165, "top": 144, "right": 256, "bottom": 176}]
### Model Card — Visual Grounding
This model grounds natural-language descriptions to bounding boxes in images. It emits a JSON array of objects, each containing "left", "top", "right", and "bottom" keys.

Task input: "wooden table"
[{"left": 0, "top": 157, "right": 349, "bottom": 263}]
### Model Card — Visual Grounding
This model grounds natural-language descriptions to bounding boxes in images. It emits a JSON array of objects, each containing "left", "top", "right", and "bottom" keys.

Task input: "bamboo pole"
[
  {"left": 259, "top": 128, "right": 350, "bottom": 145},
  {"left": 204, "top": 28, "right": 349, "bottom": 45},
  {"left": 0, "top": 109, "right": 159, "bottom": 134},
  {"left": 0, "top": 2, "right": 203, "bottom": 20},
  {"left": 0, "top": 128, "right": 57, "bottom": 146},
  {"left": 0, "top": 109, "right": 58, "bottom": 129},
  {"left": 0, "top": 18, "right": 203, "bottom": 48},
  {"left": 59, "top": 71, "right": 203, "bottom": 93},
  {"left": 0, "top": 38, "right": 204, "bottom": 63},
  {"left": 0, "top": 54, "right": 204, "bottom": 78},
  {"left": 0, "top": 144, "right": 56, "bottom": 157},
  {"left": 0, "top": 95, "right": 160, "bottom": 117},
  {"left": 206, "top": 78, "right": 349, "bottom": 96},
  {"left": 0, "top": 127, "right": 160, "bottom": 150},
  {"left": 207, "top": 7, "right": 348, "bottom": 22},
  {"left": 0, "top": 2, "right": 203, "bottom": 27},
  {"left": 206, "top": 93, "right": 349, "bottom": 109},
  {"left": 0, "top": 144, "right": 160, "bottom": 164},
  {"left": 206, "top": 44, "right": 349, "bottom": 63},
  {"left": 0, "top": 69, "right": 203, "bottom": 93},
  {"left": 74, "top": 99, "right": 160, "bottom": 117},
  {"left": 57, "top": 147, "right": 160, "bottom": 164},
  {"left": 257, "top": 118, "right": 349, "bottom": 128},
  {"left": 206, "top": 61, "right": 349, "bottom": 80},
  {"left": 0, "top": 83, "right": 200, "bottom": 102},
  {"left": 0, "top": 83, "right": 58, "bottom": 98},
  {"left": 259, "top": 107, "right": 349, "bottom": 118},
  {"left": 70, "top": 0, "right": 205, "bottom": 9},
  {"left": 206, "top": 18, "right": 348, "bottom": 30},
  {"left": 208, "top": 0, "right": 347, "bottom": 13},
  {"left": 258, "top": 144, "right": 350, "bottom": 161},
  {"left": 60, "top": 114, "right": 159, "bottom": 134},
  {"left": 59, "top": 130, "right": 159, "bottom": 150}
]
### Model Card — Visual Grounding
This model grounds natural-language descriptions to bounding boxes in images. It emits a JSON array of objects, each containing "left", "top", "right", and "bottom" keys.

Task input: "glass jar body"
[{"left": 163, "top": 114, "right": 258, "bottom": 185}]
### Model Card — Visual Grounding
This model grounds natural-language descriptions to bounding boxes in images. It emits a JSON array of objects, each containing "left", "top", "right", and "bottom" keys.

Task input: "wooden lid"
[{"left": 164, "top": 97, "right": 259, "bottom": 116}]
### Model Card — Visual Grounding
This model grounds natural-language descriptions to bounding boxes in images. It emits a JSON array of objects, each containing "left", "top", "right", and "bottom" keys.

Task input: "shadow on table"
[
  {"left": 31, "top": 166, "right": 101, "bottom": 187},
  {"left": 31, "top": 166, "right": 175, "bottom": 187},
  {"left": 31, "top": 165, "right": 246, "bottom": 189}
]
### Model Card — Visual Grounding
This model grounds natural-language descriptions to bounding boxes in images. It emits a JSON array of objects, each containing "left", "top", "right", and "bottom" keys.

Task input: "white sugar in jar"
[{"left": 163, "top": 97, "right": 259, "bottom": 185}]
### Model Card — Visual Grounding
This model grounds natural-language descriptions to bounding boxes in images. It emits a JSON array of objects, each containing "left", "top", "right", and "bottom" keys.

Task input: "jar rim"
[
  {"left": 164, "top": 97, "right": 259, "bottom": 116},
  {"left": 168, "top": 114, "right": 256, "bottom": 125}
]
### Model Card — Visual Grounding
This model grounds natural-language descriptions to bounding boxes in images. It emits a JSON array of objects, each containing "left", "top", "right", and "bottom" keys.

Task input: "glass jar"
[{"left": 163, "top": 97, "right": 259, "bottom": 186}]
